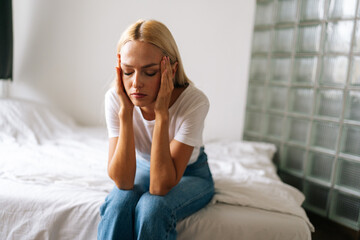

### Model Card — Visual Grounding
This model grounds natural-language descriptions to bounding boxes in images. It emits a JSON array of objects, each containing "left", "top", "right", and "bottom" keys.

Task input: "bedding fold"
[{"left": 206, "top": 140, "right": 314, "bottom": 232}]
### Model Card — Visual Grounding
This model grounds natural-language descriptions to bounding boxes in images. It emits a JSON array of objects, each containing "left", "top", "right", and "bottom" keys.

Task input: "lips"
[{"left": 131, "top": 93, "right": 147, "bottom": 99}]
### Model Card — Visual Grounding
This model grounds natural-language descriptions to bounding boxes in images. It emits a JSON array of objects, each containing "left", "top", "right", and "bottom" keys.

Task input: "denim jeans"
[{"left": 97, "top": 147, "right": 214, "bottom": 240}]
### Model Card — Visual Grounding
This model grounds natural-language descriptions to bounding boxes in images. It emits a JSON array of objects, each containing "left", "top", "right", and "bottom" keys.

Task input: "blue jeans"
[{"left": 97, "top": 147, "right": 214, "bottom": 240}]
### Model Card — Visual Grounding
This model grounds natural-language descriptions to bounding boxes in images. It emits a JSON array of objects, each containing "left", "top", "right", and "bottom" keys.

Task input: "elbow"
[
  {"left": 149, "top": 183, "right": 174, "bottom": 196},
  {"left": 108, "top": 169, "right": 134, "bottom": 190},
  {"left": 113, "top": 178, "right": 134, "bottom": 190},
  {"left": 149, "top": 188, "right": 169, "bottom": 196},
  {"left": 149, "top": 183, "right": 172, "bottom": 196}
]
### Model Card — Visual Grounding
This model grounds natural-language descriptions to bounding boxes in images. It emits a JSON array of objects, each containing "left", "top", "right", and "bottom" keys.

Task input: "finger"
[
  {"left": 166, "top": 57, "right": 173, "bottom": 87},
  {"left": 116, "top": 66, "right": 121, "bottom": 80},
  {"left": 117, "top": 53, "right": 121, "bottom": 68},
  {"left": 115, "top": 66, "right": 122, "bottom": 95},
  {"left": 160, "top": 57, "right": 167, "bottom": 86},
  {"left": 161, "top": 56, "right": 166, "bottom": 77}
]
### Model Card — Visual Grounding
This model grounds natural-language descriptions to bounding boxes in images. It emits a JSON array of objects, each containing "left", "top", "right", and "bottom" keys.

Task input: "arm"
[
  {"left": 107, "top": 53, "right": 136, "bottom": 190},
  {"left": 150, "top": 115, "right": 194, "bottom": 196},
  {"left": 149, "top": 56, "right": 194, "bottom": 196}
]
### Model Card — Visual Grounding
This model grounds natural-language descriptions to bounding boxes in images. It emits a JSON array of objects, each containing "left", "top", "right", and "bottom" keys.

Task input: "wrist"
[
  {"left": 155, "top": 109, "right": 169, "bottom": 119},
  {"left": 155, "top": 110, "right": 169, "bottom": 121},
  {"left": 118, "top": 108, "right": 134, "bottom": 120}
]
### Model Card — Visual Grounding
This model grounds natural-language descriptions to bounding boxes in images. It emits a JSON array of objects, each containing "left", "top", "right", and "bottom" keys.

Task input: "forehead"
[{"left": 120, "top": 40, "right": 163, "bottom": 66}]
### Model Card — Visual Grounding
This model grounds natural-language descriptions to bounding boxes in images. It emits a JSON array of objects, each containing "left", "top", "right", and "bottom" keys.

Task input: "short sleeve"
[
  {"left": 105, "top": 88, "right": 120, "bottom": 138},
  {"left": 174, "top": 100, "right": 209, "bottom": 147}
]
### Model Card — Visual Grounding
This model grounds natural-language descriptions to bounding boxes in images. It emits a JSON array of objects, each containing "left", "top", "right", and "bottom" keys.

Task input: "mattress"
[{"left": 0, "top": 98, "right": 313, "bottom": 239}]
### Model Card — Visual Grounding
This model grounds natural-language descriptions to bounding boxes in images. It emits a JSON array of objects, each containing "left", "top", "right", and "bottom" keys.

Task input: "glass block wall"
[{"left": 244, "top": 0, "right": 360, "bottom": 231}]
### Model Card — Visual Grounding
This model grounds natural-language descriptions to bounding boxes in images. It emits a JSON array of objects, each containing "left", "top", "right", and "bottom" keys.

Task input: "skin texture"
[{"left": 107, "top": 40, "right": 194, "bottom": 195}]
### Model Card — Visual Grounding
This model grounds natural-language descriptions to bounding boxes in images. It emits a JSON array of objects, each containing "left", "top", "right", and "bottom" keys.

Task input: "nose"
[{"left": 132, "top": 72, "right": 143, "bottom": 89}]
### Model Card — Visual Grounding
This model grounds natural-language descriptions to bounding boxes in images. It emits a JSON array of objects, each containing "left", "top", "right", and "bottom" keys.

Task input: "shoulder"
[
  {"left": 105, "top": 87, "right": 118, "bottom": 100},
  {"left": 183, "top": 84, "right": 209, "bottom": 105},
  {"left": 181, "top": 84, "right": 210, "bottom": 110},
  {"left": 173, "top": 84, "right": 209, "bottom": 117},
  {"left": 105, "top": 87, "right": 120, "bottom": 110}
]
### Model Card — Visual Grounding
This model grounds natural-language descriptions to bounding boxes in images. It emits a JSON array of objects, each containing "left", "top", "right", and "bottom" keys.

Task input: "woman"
[{"left": 98, "top": 19, "right": 214, "bottom": 240}]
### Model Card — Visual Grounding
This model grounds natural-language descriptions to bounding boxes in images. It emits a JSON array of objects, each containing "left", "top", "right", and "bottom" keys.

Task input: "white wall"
[{"left": 10, "top": 0, "right": 255, "bottom": 142}]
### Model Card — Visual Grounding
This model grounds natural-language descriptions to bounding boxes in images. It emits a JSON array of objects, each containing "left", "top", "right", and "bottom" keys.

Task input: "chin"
[{"left": 131, "top": 100, "right": 149, "bottom": 108}]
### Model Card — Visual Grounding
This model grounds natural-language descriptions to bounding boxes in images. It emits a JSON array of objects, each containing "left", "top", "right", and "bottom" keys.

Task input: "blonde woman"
[{"left": 98, "top": 19, "right": 214, "bottom": 240}]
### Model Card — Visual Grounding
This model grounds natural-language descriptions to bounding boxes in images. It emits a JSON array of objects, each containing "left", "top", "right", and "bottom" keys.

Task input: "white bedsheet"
[
  {"left": 206, "top": 140, "right": 314, "bottom": 232},
  {"left": 0, "top": 98, "right": 313, "bottom": 239}
]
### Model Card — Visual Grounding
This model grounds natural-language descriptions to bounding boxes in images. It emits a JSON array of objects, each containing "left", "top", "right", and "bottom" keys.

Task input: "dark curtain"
[{"left": 0, "top": 0, "right": 13, "bottom": 80}]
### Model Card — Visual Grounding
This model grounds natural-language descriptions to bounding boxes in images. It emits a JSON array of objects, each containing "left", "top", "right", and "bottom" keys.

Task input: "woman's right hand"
[{"left": 115, "top": 53, "right": 134, "bottom": 113}]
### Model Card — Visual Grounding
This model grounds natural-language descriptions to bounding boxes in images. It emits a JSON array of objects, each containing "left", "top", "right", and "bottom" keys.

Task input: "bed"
[{"left": 0, "top": 98, "right": 314, "bottom": 240}]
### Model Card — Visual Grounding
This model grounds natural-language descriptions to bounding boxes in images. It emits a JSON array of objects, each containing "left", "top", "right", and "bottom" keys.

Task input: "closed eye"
[
  {"left": 123, "top": 72, "right": 133, "bottom": 76},
  {"left": 146, "top": 71, "right": 158, "bottom": 77}
]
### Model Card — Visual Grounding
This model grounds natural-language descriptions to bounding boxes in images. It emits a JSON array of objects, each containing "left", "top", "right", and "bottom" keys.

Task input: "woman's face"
[{"left": 120, "top": 40, "right": 163, "bottom": 108}]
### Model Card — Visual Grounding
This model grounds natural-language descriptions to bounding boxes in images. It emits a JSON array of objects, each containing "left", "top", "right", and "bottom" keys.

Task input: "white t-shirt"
[{"left": 104, "top": 84, "right": 209, "bottom": 165}]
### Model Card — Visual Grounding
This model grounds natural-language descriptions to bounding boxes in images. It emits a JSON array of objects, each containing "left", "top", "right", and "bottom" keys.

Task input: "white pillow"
[{"left": 0, "top": 98, "right": 76, "bottom": 144}]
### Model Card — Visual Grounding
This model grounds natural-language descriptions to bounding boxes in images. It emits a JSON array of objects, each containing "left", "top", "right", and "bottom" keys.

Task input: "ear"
[{"left": 172, "top": 61, "right": 178, "bottom": 79}]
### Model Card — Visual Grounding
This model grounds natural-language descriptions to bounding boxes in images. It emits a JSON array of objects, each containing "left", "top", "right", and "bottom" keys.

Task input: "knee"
[
  {"left": 101, "top": 185, "right": 144, "bottom": 216},
  {"left": 135, "top": 193, "right": 173, "bottom": 222}
]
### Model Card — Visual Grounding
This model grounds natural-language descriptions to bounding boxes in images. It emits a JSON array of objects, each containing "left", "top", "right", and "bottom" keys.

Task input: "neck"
[{"left": 140, "top": 105, "right": 156, "bottom": 121}]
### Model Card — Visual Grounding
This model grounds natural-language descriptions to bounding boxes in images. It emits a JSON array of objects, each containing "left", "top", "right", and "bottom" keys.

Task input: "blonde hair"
[{"left": 116, "top": 19, "right": 190, "bottom": 88}]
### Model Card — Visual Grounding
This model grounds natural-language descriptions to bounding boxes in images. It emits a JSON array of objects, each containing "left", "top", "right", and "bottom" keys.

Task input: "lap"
[{"left": 106, "top": 157, "right": 214, "bottom": 221}]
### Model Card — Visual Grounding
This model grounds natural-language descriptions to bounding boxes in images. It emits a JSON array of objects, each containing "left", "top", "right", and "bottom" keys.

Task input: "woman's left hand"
[{"left": 154, "top": 56, "right": 174, "bottom": 116}]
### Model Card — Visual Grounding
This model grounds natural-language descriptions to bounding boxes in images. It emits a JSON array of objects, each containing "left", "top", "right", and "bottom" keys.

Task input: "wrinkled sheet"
[{"left": 206, "top": 140, "right": 314, "bottom": 232}]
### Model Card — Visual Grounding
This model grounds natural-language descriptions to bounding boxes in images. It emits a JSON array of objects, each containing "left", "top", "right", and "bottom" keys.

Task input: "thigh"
[{"left": 161, "top": 175, "right": 214, "bottom": 221}]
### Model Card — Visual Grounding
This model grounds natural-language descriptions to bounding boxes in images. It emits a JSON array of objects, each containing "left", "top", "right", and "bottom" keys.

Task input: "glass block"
[
  {"left": 255, "top": 1, "right": 274, "bottom": 26},
  {"left": 270, "top": 58, "right": 291, "bottom": 82},
  {"left": 300, "top": 0, "right": 325, "bottom": 21},
  {"left": 315, "top": 89, "right": 344, "bottom": 118},
  {"left": 340, "top": 124, "right": 360, "bottom": 157},
  {"left": 252, "top": 30, "right": 272, "bottom": 53},
  {"left": 282, "top": 145, "right": 306, "bottom": 173},
  {"left": 243, "top": 134, "right": 261, "bottom": 142},
  {"left": 311, "top": 121, "right": 340, "bottom": 151},
  {"left": 250, "top": 57, "right": 268, "bottom": 82},
  {"left": 328, "top": 0, "right": 357, "bottom": 19},
  {"left": 288, "top": 87, "right": 314, "bottom": 115},
  {"left": 320, "top": 56, "right": 348, "bottom": 86},
  {"left": 265, "top": 114, "right": 284, "bottom": 139},
  {"left": 336, "top": 158, "right": 360, "bottom": 192},
  {"left": 286, "top": 117, "right": 310, "bottom": 144},
  {"left": 273, "top": 28, "right": 295, "bottom": 53},
  {"left": 353, "top": 21, "right": 360, "bottom": 53},
  {"left": 247, "top": 84, "right": 265, "bottom": 108},
  {"left": 303, "top": 181, "right": 330, "bottom": 216},
  {"left": 325, "top": 21, "right": 354, "bottom": 54},
  {"left": 276, "top": 0, "right": 298, "bottom": 23},
  {"left": 307, "top": 151, "right": 334, "bottom": 182},
  {"left": 244, "top": 111, "right": 263, "bottom": 134},
  {"left": 329, "top": 191, "right": 360, "bottom": 230},
  {"left": 345, "top": 91, "right": 360, "bottom": 121},
  {"left": 350, "top": 56, "right": 360, "bottom": 85},
  {"left": 297, "top": 24, "right": 322, "bottom": 53},
  {"left": 293, "top": 57, "right": 318, "bottom": 84},
  {"left": 278, "top": 171, "right": 303, "bottom": 191},
  {"left": 266, "top": 86, "right": 288, "bottom": 111}
]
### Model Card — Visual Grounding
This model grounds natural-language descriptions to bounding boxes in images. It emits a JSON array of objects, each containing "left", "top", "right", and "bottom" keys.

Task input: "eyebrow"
[{"left": 121, "top": 63, "right": 159, "bottom": 69}]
